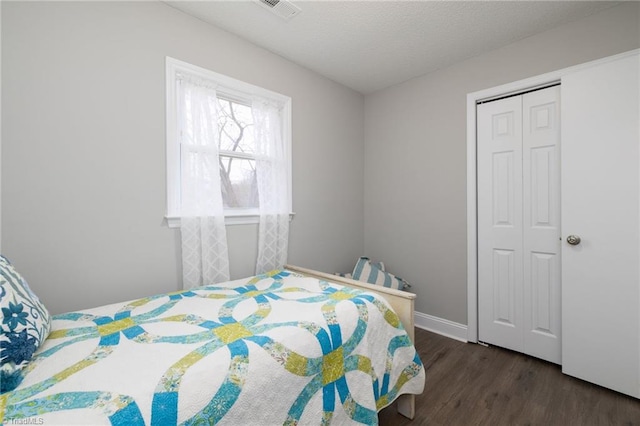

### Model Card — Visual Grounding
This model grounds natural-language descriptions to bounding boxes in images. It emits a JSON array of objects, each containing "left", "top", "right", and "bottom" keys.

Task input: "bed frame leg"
[{"left": 396, "top": 394, "right": 415, "bottom": 419}]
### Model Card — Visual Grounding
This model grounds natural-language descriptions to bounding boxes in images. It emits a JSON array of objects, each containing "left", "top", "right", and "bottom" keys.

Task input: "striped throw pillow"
[{"left": 351, "top": 257, "right": 405, "bottom": 290}]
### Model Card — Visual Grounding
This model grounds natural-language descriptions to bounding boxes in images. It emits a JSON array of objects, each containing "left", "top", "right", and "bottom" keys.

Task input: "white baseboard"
[{"left": 414, "top": 311, "right": 468, "bottom": 343}]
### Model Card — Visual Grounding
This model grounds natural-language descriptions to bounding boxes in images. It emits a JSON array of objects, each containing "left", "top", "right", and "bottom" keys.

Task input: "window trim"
[{"left": 165, "top": 57, "right": 293, "bottom": 227}]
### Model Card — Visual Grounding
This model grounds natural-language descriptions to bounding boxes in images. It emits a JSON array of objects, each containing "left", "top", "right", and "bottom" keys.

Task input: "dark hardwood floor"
[{"left": 379, "top": 328, "right": 640, "bottom": 426}]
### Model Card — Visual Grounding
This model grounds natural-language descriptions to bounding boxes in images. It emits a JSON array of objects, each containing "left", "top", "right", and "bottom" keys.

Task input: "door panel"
[
  {"left": 478, "top": 96, "right": 523, "bottom": 352},
  {"left": 561, "top": 54, "right": 640, "bottom": 398},
  {"left": 522, "top": 87, "right": 561, "bottom": 364},
  {"left": 530, "top": 251, "right": 554, "bottom": 333},
  {"left": 493, "top": 248, "right": 517, "bottom": 327},
  {"left": 492, "top": 151, "right": 517, "bottom": 226}
]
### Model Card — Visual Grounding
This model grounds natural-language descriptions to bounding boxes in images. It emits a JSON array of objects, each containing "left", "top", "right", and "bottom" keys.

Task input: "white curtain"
[
  {"left": 253, "top": 99, "right": 290, "bottom": 274},
  {"left": 178, "top": 74, "right": 230, "bottom": 288}
]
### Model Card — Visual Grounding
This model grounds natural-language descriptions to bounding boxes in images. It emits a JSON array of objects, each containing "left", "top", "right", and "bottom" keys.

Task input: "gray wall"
[
  {"left": 3, "top": 1, "right": 639, "bottom": 323},
  {"left": 1, "top": 1, "right": 365, "bottom": 314},
  {"left": 363, "top": 2, "right": 640, "bottom": 325}
]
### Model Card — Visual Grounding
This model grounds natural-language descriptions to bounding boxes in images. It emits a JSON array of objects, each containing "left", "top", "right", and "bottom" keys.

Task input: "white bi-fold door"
[{"left": 477, "top": 86, "right": 561, "bottom": 364}]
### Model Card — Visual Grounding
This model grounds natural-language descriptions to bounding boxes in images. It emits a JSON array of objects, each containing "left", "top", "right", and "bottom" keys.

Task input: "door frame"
[{"left": 465, "top": 49, "right": 639, "bottom": 343}]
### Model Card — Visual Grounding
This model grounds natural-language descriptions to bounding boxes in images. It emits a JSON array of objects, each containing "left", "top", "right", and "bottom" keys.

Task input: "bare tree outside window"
[{"left": 217, "top": 98, "right": 259, "bottom": 209}]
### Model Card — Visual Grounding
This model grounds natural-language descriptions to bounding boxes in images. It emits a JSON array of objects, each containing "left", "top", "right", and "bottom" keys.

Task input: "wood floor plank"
[{"left": 379, "top": 328, "right": 640, "bottom": 426}]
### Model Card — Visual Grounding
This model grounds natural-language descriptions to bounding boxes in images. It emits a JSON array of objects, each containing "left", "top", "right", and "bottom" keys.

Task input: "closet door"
[
  {"left": 522, "top": 87, "right": 561, "bottom": 363},
  {"left": 478, "top": 87, "right": 561, "bottom": 364},
  {"left": 561, "top": 53, "right": 640, "bottom": 398},
  {"left": 478, "top": 96, "right": 524, "bottom": 354}
]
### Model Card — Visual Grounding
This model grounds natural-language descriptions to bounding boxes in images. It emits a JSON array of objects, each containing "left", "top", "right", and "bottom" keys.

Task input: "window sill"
[{"left": 165, "top": 212, "right": 296, "bottom": 228}]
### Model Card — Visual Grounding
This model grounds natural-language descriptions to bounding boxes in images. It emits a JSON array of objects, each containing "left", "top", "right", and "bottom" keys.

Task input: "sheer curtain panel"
[
  {"left": 253, "top": 99, "right": 290, "bottom": 274},
  {"left": 178, "top": 74, "right": 230, "bottom": 288}
]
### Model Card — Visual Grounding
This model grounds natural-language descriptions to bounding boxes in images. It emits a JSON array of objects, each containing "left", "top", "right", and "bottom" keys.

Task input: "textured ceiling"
[{"left": 166, "top": 1, "right": 620, "bottom": 94}]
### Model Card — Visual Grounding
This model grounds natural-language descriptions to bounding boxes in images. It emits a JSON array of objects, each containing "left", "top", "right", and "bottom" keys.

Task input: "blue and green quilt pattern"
[{"left": 0, "top": 270, "right": 425, "bottom": 425}]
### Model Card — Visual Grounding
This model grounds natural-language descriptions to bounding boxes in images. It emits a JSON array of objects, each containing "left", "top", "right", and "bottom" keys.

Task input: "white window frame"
[{"left": 165, "top": 57, "right": 293, "bottom": 227}]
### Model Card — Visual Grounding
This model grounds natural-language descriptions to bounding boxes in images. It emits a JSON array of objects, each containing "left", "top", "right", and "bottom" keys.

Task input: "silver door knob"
[{"left": 567, "top": 235, "right": 581, "bottom": 245}]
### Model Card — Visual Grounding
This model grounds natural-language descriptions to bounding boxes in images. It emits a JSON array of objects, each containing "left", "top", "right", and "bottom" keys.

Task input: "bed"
[{"left": 1, "top": 264, "right": 424, "bottom": 425}]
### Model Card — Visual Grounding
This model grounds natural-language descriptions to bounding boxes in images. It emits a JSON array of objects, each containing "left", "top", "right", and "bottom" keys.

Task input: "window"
[
  {"left": 165, "top": 58, "right": 292, "bottom": 227},
  {"left": 217, "top": 98, "right": 258, "bottom": 210}
]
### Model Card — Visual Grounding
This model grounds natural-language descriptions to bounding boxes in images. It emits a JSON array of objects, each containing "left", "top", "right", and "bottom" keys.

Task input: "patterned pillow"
[
  {"left": 0, "top": 255, "right": 51, "bottom": 393},
  {"left": 351, "top": 257, "right": 407, "bottom": 290}
]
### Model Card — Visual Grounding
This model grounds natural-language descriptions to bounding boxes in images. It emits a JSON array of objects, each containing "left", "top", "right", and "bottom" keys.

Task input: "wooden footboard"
[{"left": 284, "top": 264, "right": 417, "bottom": 420}]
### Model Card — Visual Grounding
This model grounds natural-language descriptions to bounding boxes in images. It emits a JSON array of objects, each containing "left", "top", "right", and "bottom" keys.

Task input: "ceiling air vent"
[{"left": 255, "top": 0, "right": 301, "bottom": 21}]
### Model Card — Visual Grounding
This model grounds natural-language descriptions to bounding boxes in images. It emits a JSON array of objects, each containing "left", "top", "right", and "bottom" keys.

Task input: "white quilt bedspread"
[{"left": 1, "top": 270, "right": 425, "bottom": 425}]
